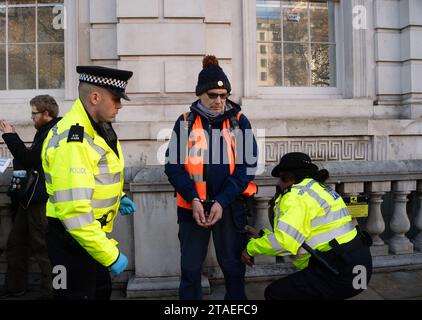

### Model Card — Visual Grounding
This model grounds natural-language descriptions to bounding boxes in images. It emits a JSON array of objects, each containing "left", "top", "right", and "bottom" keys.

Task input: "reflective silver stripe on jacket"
[
  {"left": 46, "top": 129, "right": 69, "bottom": 150},
  {"left": 44, "top": 125, "right": 59, "bottom": 167},
  {"left": 293, "top": 180, "right": 351, "bottom": 228},
  {"left": 274, "top": 203, "right": 281, "bottom": 221},
  {"left": 94, "top": 172, "right": 121, "bottom": 185},
  {"left": 276, "top": 220, "right": 307, "bottom": 245},
  {"left": 92, "top": 196, "right": 119, "bottom": 209},
  {"left": 98, "top": 155, "right": 109, "bottom": 174},
  {"left": 307, "top": 221, "right": 355, "bottom": 248},
  {"left": 311, "top": 207, "right": 351, "bottom": 228},
  {"left": 84, "top": 134, "right": 108, "bottom": 157},
  {"left": 268, "top": 233, "right": 288, "bottom": 255},
  {"left": 45, "top": 128, "right": 108, "bottom": 159},
  {"left": 61, "top": 211, "right": 95, "bottom": 230},
  {"left": 294, "top": 179, "right": 317, "bottom": 195},
  {"left": 44, "top": 172, "right": 52, "bottom": 184},
  {"left": 293, "top": 181, "right": 331, "bottom": 215},
  {"left": 49, "top": 188, "right": 94, "bottom": 203}
]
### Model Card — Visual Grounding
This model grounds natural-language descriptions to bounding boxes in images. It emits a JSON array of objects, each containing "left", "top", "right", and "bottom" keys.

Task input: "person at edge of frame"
[{"left": 0, "top": 95, "right": 61, "bottom": 299}]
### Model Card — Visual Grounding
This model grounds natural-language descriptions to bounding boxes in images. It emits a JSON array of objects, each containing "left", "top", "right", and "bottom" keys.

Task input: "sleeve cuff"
[
  {"left": 214, "top": 194, "right": 229, "bottom": 209},
  {"left": 106, "top": 251, "right": 120, "bottom": 268},
  {"left": 185, "top": 191, "right": 199, "bottom": 203},
  {"left": 246, "top": 241, "right": 256, "bottom": 257}
]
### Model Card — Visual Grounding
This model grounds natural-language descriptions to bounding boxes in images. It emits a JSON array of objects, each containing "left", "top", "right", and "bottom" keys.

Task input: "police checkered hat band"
[
  {"left": 79, "top": 73, "right": 127, "bottom": 90},
  {"left": 76, "top": 65, "right": 133, "bottom": 100}
]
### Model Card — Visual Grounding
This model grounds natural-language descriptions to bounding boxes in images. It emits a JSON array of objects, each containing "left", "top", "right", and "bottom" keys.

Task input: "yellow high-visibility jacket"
[
  {"left": 247, "top": 178, "right": 357, "bottom": 270},
  {"left": 42, "top": 99, "right": 124, "bottom": 267}
]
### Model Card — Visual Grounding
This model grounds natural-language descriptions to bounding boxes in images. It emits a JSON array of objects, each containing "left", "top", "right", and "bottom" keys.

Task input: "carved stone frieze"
[{"left": 265, "top": 138, "right": 371, "bottom": 162}]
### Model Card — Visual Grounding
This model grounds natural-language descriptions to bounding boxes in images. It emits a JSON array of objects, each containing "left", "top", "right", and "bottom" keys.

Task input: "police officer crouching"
[
  {"left": 241, "top": 152, "right": 373, "bottom": 300},
  {"left": 42, "top": 66, "right": 137, "bottom": 300}
]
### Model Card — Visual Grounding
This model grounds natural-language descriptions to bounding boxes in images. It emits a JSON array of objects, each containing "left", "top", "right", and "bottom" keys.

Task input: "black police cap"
[
  {"left": 76, "top": 65, "right": 133, "bottom": 101},
  {"left": 271, "top": 152, "right": 318, "bottom": 177}
]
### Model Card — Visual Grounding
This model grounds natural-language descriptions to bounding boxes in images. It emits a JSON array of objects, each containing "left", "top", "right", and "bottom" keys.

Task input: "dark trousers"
[
  {"left": 265, "top": 235, "right": 373, "bottom": 300},
  {"left": 46, "top": 218, "right": 112, "bottom": 300},
  {"left": 4, "top": 202, "right": 52, "bottom": 295},
  {"left": 178, "top": 201, "right": 248, "bottom": 300}
]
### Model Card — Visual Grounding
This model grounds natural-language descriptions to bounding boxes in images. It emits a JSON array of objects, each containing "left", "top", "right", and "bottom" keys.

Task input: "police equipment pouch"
[
  {"left": 7, "top": 169, "right": 39, "bottom": 209},
  {"left": 200, "top": 199, "right": 215, "bottom": 217}
]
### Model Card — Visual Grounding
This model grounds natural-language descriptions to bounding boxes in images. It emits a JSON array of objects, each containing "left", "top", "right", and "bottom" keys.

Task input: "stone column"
[
  {"left": 364, "top": 181, "right": 390, "bottom": 256},
  {"left": 413, "top": 181, "right": 422, "bottom": 252},
  {"left": 253, "top": 197, "right": 275, "bottom": 264},
  {"left": 389, "top": 181, "right": 415, "bottom": 254}
]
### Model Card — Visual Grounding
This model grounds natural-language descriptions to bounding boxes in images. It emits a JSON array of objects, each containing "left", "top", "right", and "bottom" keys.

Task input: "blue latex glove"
[
  {"left": 119, "top": 196, "right": 137, "bottom": 215},
  {"left": 109, "top": 252, "right": 128, "bottom": 276}
]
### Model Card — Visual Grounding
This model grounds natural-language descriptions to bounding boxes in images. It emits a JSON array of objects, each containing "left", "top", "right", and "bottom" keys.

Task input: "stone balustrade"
[
  {"left": 125, "top": 160, "right": 422, "bottom": 297},
  {"left": 1, "top": 160, "right": 422, "bottom": 298},
  {"left": 320, "top": 160, "right": 422, "bottom": 257}
]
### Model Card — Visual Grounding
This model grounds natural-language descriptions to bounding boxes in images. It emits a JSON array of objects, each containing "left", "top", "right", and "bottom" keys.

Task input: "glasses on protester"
[{"left": 206, "top": 92, "right": 230, "bottom": 100}]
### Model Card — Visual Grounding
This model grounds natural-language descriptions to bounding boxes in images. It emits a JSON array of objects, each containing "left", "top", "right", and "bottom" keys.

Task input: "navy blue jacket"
[{"left": 165, "top": 100, "right": 258, "bottom": 220}]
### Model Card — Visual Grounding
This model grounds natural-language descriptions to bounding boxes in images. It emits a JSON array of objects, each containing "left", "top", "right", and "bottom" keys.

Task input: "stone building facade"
[{"left": 1, "top": 0, "right": 422, "bottom": 297}]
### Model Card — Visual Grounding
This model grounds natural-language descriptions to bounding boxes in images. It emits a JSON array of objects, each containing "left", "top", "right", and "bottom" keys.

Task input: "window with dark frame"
[
  {"left": 261, "top": 72, "right": 267, "bottom": 81},
  {"left": 256, "top": 0, "right": 336, "bottom": 87},
  {"left": 261, "top": 58, "right": 267, "bottom": 68},
  {"left": 0, "top": 0, "right": 65, "bottom": 91}
]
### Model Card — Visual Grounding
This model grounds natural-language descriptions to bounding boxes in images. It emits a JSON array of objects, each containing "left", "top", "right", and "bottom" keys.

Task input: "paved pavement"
[
  {"left": 111, "top": 268, "right": 422, "bottom": 300},
  {"left": 1, "top": 268, "right": 422, "bottom": 300}
]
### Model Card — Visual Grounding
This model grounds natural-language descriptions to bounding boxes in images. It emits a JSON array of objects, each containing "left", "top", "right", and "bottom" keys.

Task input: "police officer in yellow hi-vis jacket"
[
  {"left": 41, "top": 66, "right": 137, "bottom": 300},
  {"left": 242, "top": 152, "right": 372, "bottom": 300}
]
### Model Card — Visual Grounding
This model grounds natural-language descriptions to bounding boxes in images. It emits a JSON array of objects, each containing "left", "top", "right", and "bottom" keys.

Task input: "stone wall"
[{"left": 374, "top": 0, "right": 422, "bottom": 117}]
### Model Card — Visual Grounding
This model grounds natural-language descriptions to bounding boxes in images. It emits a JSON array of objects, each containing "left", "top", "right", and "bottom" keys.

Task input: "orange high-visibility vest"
[{"left": 176, "top": 111, "right": 257, "bottom": 210}]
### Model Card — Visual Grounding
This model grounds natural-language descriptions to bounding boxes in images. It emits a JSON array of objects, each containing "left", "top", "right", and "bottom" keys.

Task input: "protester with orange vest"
[{"left": 165, "top": 55, "right": 258, "bottom": 300}]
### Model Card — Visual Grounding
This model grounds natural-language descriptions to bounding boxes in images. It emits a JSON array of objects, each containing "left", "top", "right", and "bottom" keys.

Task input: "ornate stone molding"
[{"left": 265, "top": 138, "right": 370, "bottom": 162}]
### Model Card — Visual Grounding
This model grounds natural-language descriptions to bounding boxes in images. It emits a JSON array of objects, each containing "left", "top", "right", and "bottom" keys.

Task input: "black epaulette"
[{"left": 67, "top": 123, "right": 84, "bottom": 143}]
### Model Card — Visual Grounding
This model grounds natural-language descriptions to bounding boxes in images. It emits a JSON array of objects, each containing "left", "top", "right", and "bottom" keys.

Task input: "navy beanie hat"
[{"left": 195, "top": 55, "right": 231, "bottom": 96}]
